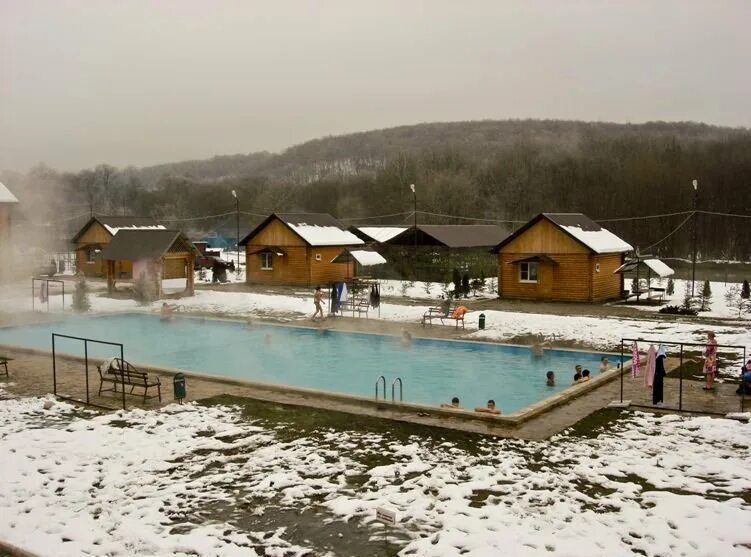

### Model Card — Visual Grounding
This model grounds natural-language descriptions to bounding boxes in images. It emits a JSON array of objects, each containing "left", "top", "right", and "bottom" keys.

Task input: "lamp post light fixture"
[
  {"left": 691, "top": 179, "right": 698, "bottom": 297},
  {"left": 231, "top": 190, "right": 240, "bottom": 274}
]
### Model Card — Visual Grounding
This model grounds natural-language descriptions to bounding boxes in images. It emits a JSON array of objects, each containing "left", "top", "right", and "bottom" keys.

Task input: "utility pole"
[
  {"left": 691, "top": 179, "right": 698, "bottom": 297},
  {"left": 410, "top": 183, "right": 417, "bottom": 251},
  {"left": 231, "top": 190, "right": 240, "bottom": 273}
]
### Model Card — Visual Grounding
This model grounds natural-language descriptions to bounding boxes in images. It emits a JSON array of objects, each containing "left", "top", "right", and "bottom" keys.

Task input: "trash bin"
[
  {"left": 173, "top": 373, "right": 186, "bottom": 404},
  {"left": 479, "top": 313, "right": 486, "bottom": 330}
]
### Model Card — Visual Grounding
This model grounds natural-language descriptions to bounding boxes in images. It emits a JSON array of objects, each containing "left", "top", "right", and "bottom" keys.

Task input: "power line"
[
  {"left": 641, "top": 213, "right": 695, "bottom": 252},
  {"left": 595, "top": 211, "right": 694, "bottom": 223},
  {"left": 338, "top": 211, "right": 414, "bottom": 222},
  {"left": 416, "top": 210, "right": 526, "bottom": 224},
  {"left": 697, "top": 209, "right": 751, "bottom": 219}
]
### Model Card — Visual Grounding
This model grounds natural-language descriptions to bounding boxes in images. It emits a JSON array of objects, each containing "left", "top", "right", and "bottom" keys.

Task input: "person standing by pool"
[
  {"left": 703, "top": 332, "right": 718, "bottom": 391},
  {"left": 475, "top": 400, "right": 501, "bottom": 415},
  {"left": 312, "top": 286, "right": 324, "bottom": 321}
]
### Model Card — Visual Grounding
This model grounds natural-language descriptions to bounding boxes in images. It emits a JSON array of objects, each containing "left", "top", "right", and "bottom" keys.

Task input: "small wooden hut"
[
  {"left": 100, "top": 229, "right": 197, "bottom": 297},
  {"left": 492, "top": 213, "right": 633, "bottom": 303},
  {"left": 71, "top": 216, "right": 165, "bottom": 278},
  {"left": 0, "top": 182, "right": 19, "bottom": 283},
  {"left": 240, "top": 213, "right": 365, "bottom": 287}
]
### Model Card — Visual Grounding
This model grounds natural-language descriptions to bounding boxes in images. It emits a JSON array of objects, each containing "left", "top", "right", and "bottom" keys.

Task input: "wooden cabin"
[
  {"left": 0, "top": 182, "right": 19, "bottom": 283},
  {"left": 100, "top": 229, "right": 197, "bottom": 298},
  {"left": 71, "top": 216, "right": 165, "bottom": 278},
  {"left": 492, "top": 213, "right": 632, "bottom": 303},
  {"left": 240, "top": 213, "right": 365, "bottom": 287}
]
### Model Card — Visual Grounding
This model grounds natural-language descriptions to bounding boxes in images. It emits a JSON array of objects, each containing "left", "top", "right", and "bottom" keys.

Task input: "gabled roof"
[
  {"left": 0, "top": 182, "right": 19, "bottom": 203},
  {"left": 614, "top": 258, "right": 674, "bottom": 278},
  {"left": 100, "top": 229, "right": 198, "bottom": 261},
  {"left": 492, "top": 213, "right": 633, "bottom": 255},
  {"left": 240, "top": 213, "right": 364, "bottom": 247},
  {"left": 72, "top": 215, "right": 165, "bottom": 242},
  {"left": 385, "top": 224, "right": 511, "bottom": 248},
  {"left": 330, "top": 248, "right": 387, "bottom": 267},
  {"left": 354, "top": 226, "right": 409, "bottom": 243}
]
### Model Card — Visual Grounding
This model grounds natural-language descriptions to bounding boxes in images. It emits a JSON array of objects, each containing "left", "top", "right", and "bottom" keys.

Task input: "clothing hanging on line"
[
  {"left": 340, "top": 282, "right": 348, "bottom": 303},
  {"left": 653, "top": 345, "right": 667, "bottom": 405},
  {"left": 645, "top": 344, "right": 657, "bottom": 387},
  {"left": 631, "top": 341, "right": 641, "bottom": 377}
]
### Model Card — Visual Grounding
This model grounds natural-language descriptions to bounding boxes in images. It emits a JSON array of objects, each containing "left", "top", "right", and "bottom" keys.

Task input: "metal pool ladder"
[
  {"left": 391, "top": 377, "right": 403, "bottom": 402},
  {"left": 375, "top": 375, "right": 386, "bottom": 400}
]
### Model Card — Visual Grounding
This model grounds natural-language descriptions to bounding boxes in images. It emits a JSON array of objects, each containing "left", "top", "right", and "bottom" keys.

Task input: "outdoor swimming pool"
[{"left": 0, "top": 314, "right": 615, "bottom": 413}]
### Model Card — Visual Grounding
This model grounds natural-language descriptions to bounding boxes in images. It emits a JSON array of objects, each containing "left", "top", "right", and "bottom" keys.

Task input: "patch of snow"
[
  {"left": 336, "top": 249, "right": 387, "bottom": 266},
  {"left": 287, "top": 223, "right": 364, "bottom": 246},
  {"left": 643, "top": 258, "right": 675, "bottom": 277},
  {"left": 561, "top": 224, "right": 633, "bottom": 254},
  {"left": 357, "top": 226, "right": 407, "bottom": 243},
  {"left": 103, "top": 224, "right": 166, "bottom": 236}
]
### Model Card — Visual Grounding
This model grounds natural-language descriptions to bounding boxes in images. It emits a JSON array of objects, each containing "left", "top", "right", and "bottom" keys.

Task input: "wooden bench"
[
  {"left": 97, "top": 359, "right": 161, "bottom": 403},
  {"left": 422, "top": 304, "right": 465, "bottom": 329},
  {"left": 0, "top": 356, "right": 11, "bottom": 377}
]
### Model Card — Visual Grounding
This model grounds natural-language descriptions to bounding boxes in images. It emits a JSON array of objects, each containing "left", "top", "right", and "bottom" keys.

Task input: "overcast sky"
[{"left": 1, "top": 0, "right": 749, "bottom": 172}]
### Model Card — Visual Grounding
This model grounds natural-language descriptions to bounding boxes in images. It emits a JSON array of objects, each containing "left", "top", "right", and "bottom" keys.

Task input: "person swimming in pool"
[
  {"left": 546, "top": 371, "right": 555, "bottom": 386},
  {"left": 441, "top": 397, "right": 461, "bottom": 409},
  {"left": 474, "top": 400, "right": 501, "bottom": 415}
]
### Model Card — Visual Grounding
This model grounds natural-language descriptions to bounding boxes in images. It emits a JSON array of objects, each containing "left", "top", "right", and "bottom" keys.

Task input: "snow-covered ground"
[
  {"left": 626, "top": 278, "right": 750, "bottom": 320},
  {"left": 1, "top": 395, "right": 749, "bottom": 556}
]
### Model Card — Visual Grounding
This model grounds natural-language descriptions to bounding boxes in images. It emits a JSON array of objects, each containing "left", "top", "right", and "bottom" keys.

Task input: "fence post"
[
  {"left": 620, "top": 340, "right": 624, "bottom": 403},
  {"left": 679, "top": 344, "right": 684, "bottom": 411},
  {"left": 47, "top": 280, "right": 50, "bottom": 313},
  {"left": 62, "top": 282, "right": 65, "bottom": 312},
  {"left": 52, "top": 334, "right": 57, "bottom": 396},
  {"left": 119, "top": 343, "right": 126, "bottom": 411},
  {"left": 84, "top": 339, "right": 90, "bottom": 405}
]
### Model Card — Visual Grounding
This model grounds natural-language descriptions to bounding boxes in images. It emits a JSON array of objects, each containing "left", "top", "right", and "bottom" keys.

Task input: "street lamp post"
[
  {"left": 231, "top": 190, "right": 240, "bottom": 274},
  {"left": 410, "top": 183, "right": 417, "bottom": 251},
  {"left": 691, "top": 179, "right": 698, "bottom": 297}
]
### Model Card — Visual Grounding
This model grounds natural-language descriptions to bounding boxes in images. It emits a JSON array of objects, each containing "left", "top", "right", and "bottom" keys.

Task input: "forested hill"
[
  {"left": 135, "top": 120, "right": 748, "bottom": 185},
  {"left": 4, "top": 119, "right": 751, "bottom": 260}
]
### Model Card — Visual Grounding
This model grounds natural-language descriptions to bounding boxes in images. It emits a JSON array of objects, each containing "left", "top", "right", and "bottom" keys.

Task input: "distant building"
[
  {"left": 492, "top": 213, "right": 632, "bottom": 303},
  {"left": 100, "top": 229, "right": 197, "bottom": 297},
  {"left": 379, "top": 224, "right": 511, "bottom": 282},
  {"left": 0, "top": 182, "right": 19, "bottom": 283},
  {"left": 240, "top": 213, "right": 365, "bottom": 286},
  {"left": 71, "top": 216, "right": 165, "bottom": 278}
]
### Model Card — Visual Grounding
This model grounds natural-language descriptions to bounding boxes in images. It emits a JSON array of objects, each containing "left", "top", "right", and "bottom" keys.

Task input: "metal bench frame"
[{"left": 98, "top": 361, "right": 161, "bottom": 403}]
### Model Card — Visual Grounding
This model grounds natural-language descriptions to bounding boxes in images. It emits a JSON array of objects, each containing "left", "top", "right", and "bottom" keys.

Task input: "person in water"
[
  {"left": 401, "top": 330, "right": 413, "bottom": 345},
  {"left": 160, "top": 302, "right": 179, "bottom": 320},
  {"left": 573, "top": 371, "right": 582, "bottom": 384},
  {"left": 599, "top": 357, "right": 610, "bottom": 373},
  {"left": 441, "top": 397, "right": 461, "bottom": 409},
  {"left": 475, "top": 400, "right": 501, "bottom": 415},
  {"left": 546, "top": 371, "right": 555, "bottom": 386},
  {"left": 581, "top": 369, "right": 591, "bottom": 382}
]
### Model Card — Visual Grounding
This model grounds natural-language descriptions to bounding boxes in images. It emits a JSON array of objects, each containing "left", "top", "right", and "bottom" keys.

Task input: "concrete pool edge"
[{"left": 0, "top": 341, "right": 634, "bottom": 433}]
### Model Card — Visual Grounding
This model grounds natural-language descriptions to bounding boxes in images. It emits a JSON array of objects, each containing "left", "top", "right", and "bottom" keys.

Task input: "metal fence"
[
  {"left": 52, "top": 333, "right": 126, "bottom": 410},
  {"left": 620, "top": 337, "right": 747, "bottom": 415},
  {"left": 32, "top": 278, "right": 65, "bottom": 312}
]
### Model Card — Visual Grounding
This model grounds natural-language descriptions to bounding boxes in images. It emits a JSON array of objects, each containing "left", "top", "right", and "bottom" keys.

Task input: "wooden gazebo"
[{"left": 100, "top": 229, "right": 197, "bottom": 297}]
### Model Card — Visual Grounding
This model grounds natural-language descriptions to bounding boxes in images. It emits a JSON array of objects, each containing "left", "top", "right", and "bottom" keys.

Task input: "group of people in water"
[{"left": 440, "top": 397, "right": 501, "bottom": 415}]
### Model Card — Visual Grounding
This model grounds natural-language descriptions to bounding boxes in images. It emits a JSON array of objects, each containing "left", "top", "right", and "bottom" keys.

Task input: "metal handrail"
[
  {"left": 375, "top": 375, "right": 386, "bottom": 400},
  {"left": 391, "top": 377, "right": 403, "bottom": 402}
]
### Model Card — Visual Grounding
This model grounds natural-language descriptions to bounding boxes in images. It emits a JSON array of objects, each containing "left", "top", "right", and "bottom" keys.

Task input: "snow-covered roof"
[
  {"left": 614, "top": 258, "right": 675, "bottom": 278},
  {"left": 287, "top": 222, "right": 364, "bottom": 246},
  {"left": 0, "top": 181, "right": 19, "bottom": 203},
  {"left": 546, "top": 214, "right": 633, "bottom": 254},
  {"left": 331, "top": 249, "right": 387, "bottom": 266},
  {"left": 357, "top": 226, "right": 408, "bottom": 243},
  {"left": 241, "top": 213, "right": 364, "bottom": 247},
  {"left": 103, "top": 224, "right": 166, "bottom": 235},
  {"left": 643, "top": 259, "right": 674, "bottom": 277}
]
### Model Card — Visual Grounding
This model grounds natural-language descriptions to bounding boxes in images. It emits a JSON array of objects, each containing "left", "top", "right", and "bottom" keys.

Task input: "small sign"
[{"left": 375, "top": 506, "right": 397, "bottom": 526}]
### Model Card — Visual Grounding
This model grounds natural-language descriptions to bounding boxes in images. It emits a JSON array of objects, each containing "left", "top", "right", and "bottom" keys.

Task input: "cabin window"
[
  {"left": 86, "top": 247, "right": 97, "bottom": 264},
  {"left": 315, "top": 253, "right": 322, "bottom": 261},
  {"left": 519, "top": 262, "right": 538, "bottom": 283},
  {"left": 595, "top": 263, "right": 601, "bottom": 273},
  {"left": 260, "top": 252, "right": 273, "bottom": 270}
]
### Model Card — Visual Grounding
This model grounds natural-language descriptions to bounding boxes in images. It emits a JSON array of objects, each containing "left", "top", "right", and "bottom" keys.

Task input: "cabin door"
[{"left": 538, "top": 263, "right": 554, "bottom": 300}]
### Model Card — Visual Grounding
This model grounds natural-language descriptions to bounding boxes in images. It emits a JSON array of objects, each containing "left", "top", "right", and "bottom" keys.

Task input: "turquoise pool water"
[{"left": 0, "top": 314, "right": 614, "bottom": 413}]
